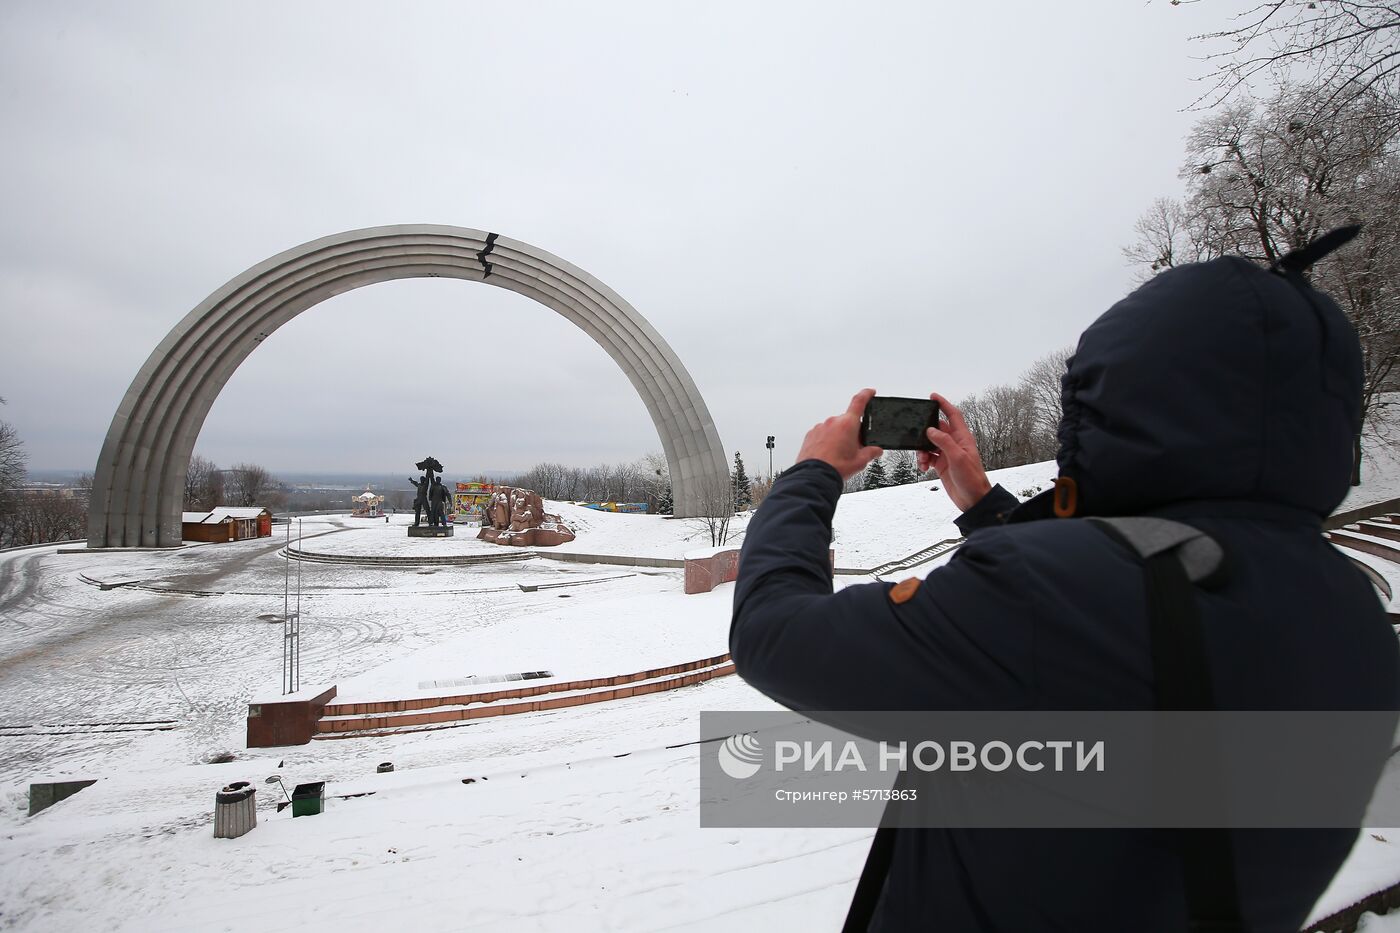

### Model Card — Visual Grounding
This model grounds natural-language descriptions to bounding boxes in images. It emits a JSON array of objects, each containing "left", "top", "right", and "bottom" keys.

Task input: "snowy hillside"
[
  {"left": 0, "top": 441, "right": 1398, "bottom": 932},
  {"left": 541, "top": 461, "right": 1059, "bottom": 569}
]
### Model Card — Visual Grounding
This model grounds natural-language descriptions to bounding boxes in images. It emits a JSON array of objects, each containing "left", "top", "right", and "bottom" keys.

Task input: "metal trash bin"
[
  {"left": 291, "top": 781, "right": 325, "bottom": 817},
  {"left": 214, "top": 781, "right": 257, "bottom": 838}
]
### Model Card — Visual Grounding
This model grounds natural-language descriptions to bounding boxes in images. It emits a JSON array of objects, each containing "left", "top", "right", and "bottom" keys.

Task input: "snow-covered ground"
[
  {"left": 1344, "top": 438, "right": 1400, "bottom": 514},
  {"left": 828, "top": 462, "right": 1056, "bottom": 570},
  {"left": 2, "top": 449, "right": 1399, "bottom": 932}
]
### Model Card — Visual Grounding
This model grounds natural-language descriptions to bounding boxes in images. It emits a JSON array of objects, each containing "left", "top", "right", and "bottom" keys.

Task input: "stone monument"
[
  {"left": 407, "top": 456, "right": 454, "bottom": 538},
  {"left": 478, "top": 487, "right": 575, "bottom": 547},
  {"left": 87, "top": 225, "right": 731, "bottom": 549}
]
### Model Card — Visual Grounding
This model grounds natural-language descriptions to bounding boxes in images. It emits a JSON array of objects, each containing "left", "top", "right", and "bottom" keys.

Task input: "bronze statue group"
[{"left": 409, "top": 456, "right": 454, "bottom": 528}]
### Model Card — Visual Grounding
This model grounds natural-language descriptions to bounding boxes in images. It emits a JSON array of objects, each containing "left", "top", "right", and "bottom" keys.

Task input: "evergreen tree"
[
  {"left": 863, "top": 456, "right": 889, "bottom": 489},
  {"left": 732, "top": 452, "right": 752, "bottom": 510},
  {"left": 890, "top": 450, "right": 918, "bottom": 485},
  {"left": 657, "top": 482, "right": 673, "bottom": 515}
]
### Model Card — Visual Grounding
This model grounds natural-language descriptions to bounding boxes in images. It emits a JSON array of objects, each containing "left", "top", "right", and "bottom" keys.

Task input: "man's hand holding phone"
[
  {"left": 796, "top": 389, "right": 994, "bottom": 514},
  {"left": 920, "top": 392, "right": 992, "bottom": 512},
  {"left": 795, "top": 388, "right": 885, "bottom": 481}
]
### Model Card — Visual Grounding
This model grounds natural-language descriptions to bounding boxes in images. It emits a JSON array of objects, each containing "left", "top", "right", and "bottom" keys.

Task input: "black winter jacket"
[{"left": 730, "top": 256, "right": 1399, "bottom": 931}]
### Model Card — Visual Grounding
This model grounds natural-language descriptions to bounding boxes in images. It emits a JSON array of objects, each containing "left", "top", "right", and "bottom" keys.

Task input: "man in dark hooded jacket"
[{"left": 730, "top": 248, "right": 1399, "bottom": 931}]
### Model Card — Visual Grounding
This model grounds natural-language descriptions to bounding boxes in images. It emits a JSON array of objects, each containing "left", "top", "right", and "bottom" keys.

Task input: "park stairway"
[
  {"left": 314, "top": 653, "right": 736, "bottom": 739},
  {"left": 280, "top": 545, "right": 537, "bottom": 567},
  {"left": 1324, "top": 513, "right": 1400, "bottom": 625},
  {"left": 865, "top": 538, "right": 965, "bottom": 578}
]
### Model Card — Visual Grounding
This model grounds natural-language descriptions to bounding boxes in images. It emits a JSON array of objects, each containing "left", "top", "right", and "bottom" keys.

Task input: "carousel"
[{"left": 350, "top": 487, "right": 385, "bottom": 518}]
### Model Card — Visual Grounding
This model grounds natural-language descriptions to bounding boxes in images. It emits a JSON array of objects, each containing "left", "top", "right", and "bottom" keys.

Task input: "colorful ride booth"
[
  {"left": 453, "top": 481, "right": 495, "bottom": 527},
  {"left": 350, "top": 487, "right": 384, "bottom": 518}
]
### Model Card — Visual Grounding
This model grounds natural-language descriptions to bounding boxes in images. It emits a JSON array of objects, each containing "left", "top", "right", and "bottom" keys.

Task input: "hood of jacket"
[{"left": 1052, "top": 256, "right": 1362, "bottom": 519}]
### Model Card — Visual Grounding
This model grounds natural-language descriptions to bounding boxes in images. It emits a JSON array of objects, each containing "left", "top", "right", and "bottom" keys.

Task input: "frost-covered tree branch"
[{"left": 1188, "top": 1, "right": 1400, "bottom": 117}]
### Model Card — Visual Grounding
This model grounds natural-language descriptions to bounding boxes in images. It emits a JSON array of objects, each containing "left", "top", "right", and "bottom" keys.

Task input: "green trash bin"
[{"left": 291, "top": 781, "right": 325, "bottom": 817}]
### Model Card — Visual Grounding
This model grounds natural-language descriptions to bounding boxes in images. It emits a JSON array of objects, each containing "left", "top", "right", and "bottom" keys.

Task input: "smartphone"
[{"left": 859, "top": 396, "right": 942, "bottom": 451}]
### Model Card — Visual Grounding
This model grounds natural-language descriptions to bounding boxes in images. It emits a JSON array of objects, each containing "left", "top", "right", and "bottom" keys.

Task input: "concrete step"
[
  {"left": 1358, "top": 520, "right": 1400, "bottom": 544},
  {"left": 280, "top": 547, "right": 537, "bottom": 567},
  {"left": 316, "top": 654, "right": 735, "bottom": 738},
  {"left": 1326, "top": 530, "right": 1400, "bottom": 567}
]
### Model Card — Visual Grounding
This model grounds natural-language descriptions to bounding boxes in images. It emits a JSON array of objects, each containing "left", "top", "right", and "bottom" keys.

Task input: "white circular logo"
[{"left": 717, "top": 733, "right": 763, "bottom": 779}]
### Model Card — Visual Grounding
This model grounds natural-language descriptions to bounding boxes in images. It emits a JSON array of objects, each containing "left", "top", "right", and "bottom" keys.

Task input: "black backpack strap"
[
  {"left": 844, "top": 762, "right": 926, "bottom": 931},
  {"left": 1089, "top": 518, "right": 1244, "bottom": 931},
  {"left": 845, "top": 518, "right": 1242, "bottom": 932},
  {"left": 842, "top": 826, "right": 896, "bottom": 933}
]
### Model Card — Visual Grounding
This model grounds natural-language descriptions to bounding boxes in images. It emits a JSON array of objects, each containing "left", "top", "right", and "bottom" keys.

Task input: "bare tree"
[
  {"left": 1018, "top": 347, "right": 1076, "bottom": 460},
  {"left": 225, "top": 462, "right": 278, "bottom": 508},
  {"left": 1122, "top": 196, "right": 1229, "bottom": 277},
  {"left": 511, "top": 462, "right": 567, "bottom": 500},
  {"left": 0, "top": 431, "right": 21, "bottom": 486},
  {"left": 960, "top": 385, "right": 1040, "bottom": 471},
  {"left": 72, "top": 472, "right": 93, "bottom": 501},
  {"left": 0, "top": 489, "right": 86, "bottom": 547},
  {"left": 0, "top": 400, "right": 26, "bottom": 544},
  {"left": 511, "top": 457, "right": 663, "bottom": 504},
  {"left": 641, "top": 451, "right": 670, "bottom": 513},
  {"left": 1190, "top": 1, "right": 1400, "bottom": 119},
  {"left": 184, "top": 454, "right": 224, "bottom": 511},
  {"left": 687, "top": 469, "right": 736, "bottom": 547},
  {"left": 0, "top": 409, "right": 23, "bottom": 503}
]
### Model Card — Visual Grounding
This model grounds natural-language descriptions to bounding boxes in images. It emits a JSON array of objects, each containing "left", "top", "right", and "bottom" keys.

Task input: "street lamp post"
[{"left": 766, "top": 435, "right": 775, "bottom": 482}]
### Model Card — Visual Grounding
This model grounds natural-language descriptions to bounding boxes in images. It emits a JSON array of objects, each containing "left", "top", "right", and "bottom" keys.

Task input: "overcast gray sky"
[{"left": 1, "top": 0, "right": 1240, "bottom": 479}]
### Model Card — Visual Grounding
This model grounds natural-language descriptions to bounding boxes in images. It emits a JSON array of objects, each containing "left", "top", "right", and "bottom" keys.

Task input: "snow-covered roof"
[
  {"left": 354, "top": 491, "right": 382, "bottom": 500},
  {"left": 208, "top": 507, "right": 270, "bottom": 521},
  {"left": 182, "top": 507, "right": 271, "bottom": 524}
]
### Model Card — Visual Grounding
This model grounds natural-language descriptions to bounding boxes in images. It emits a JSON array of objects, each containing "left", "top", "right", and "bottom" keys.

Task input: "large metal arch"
[{"left": 87, "top": 225, "right": 729, "bottom": 547}]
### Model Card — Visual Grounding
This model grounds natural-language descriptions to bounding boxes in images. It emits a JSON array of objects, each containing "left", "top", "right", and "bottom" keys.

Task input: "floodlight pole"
[
  {"left": 281, "top": 519, "right": 303, "bottom": 695},
  {"left": 282, "top": 521, "right": 291, "bottom": 695},
  {"left": 766, "top": 435, "right": 775, "bottom": 482},
  {"left": 293, "top": 519, "right": 302, "bottom": 693}
]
